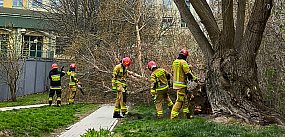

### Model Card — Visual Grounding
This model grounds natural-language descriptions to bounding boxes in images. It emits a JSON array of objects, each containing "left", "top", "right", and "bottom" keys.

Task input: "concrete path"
[
  {"left": 0, "top": 104, "right": 49, "bottom": 111},
  {"left": 59, "top": 105, "right": 118, "bottom": 137}
]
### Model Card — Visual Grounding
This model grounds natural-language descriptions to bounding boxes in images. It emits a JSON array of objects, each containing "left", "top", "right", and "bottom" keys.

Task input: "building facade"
[
  {"left": 151, "top": 0, "right": 198, "bottom": 47},
  {"left": 0, "top": 0, "right": 56, "bottom": 59}
]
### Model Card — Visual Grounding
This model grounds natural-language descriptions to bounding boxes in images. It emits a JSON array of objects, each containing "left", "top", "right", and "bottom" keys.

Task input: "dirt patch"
[
  {"left": 211, "top": 116, "right": 238, "bottom": 124},
  {"left": 0, "top": 130, "right": 12, "bottom": 137}
]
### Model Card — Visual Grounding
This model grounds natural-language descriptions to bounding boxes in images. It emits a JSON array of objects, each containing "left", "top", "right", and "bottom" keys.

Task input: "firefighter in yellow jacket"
[
  {"left": 112, "top": 57, "right": 131, "bottom": 118},
  {"left": 147, "top": 61, "right": 173, "bottom": 118},
  {"left": 171, "top": 49, "right": 198, "bottom": 119},
  {"left": 67, "top": 63, "right": 80, "bottom": 104}
]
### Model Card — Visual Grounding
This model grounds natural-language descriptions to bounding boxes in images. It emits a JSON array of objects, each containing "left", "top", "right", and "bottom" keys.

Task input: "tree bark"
[
  {"left": 174, "top": 0, "right": 214, "bottom": 60},
  {"left": 174, "top": 0, "right": 285, "bottom": 125},
  {"left": 221, "top": 0, "right": 234, "bottom": 49},
  {"left": 134, "top": 1, "right": 145, "bottom": 77},
  {"left": 190, "top": 0, "right": 220, "bottom": 46},
  {"left": 135, "top": 23, "right": 145, "bottom": 77},
  {"left": 234, "top": 0, "right": 246, "bottom": 49},
  {"left": 207, "top": 0, "right": 285, "bottom": 125}
]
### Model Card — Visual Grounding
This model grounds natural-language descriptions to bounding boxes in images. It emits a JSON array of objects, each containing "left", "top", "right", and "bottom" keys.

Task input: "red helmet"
[
  {"left": 122, "top": 57, "right": 131, "bottom": 67},
  {"left": 70, "top": 63, "right": 76, "bottom": 69},
  {"left": 52, "top": 63, "right": 58, "bottom": 69},
  {"left": 147, "top": 61, "right": 157, "bottom": 71},
  {"left": 180, "top": 49, "right": 189, "bottom": 56}
]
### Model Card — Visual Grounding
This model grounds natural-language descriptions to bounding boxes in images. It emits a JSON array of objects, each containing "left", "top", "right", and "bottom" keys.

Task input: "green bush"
[{"left": 81, "top": 128, "right": 111, "bottom": 137}]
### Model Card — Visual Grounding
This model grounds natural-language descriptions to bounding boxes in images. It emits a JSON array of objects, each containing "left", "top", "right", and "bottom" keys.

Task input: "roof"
[{"left": 0, "top": 7, "right": 51, "bottom": 30}]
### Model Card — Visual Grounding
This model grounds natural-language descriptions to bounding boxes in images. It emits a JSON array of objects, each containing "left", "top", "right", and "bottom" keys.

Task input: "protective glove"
[
  {"left": 152, "top": 95, "right": 157, "bottom": 103},
  {"left": 61, "top": 66, "right": 64, "bottom": 72},
  {"left": 112, "top": 86, "right": 117, "bottom": 92},
  {"left": 186, "top": 89, "right": 192, "bottom": 94},
  {"left": 168, "top": 81, "right": 172, "bottom": 87},
  {"left": 193, "top": 77, "right": 198, "bottom": 83},
  {"left": 124, "top": 85, "right": 128, "bottom": 91}
]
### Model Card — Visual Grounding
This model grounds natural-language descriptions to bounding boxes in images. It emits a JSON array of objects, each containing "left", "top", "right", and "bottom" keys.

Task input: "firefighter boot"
[
  {"left": 57, "top": 100, "right": 61, "bottom": 107},
  {"left": 113, "top": 112, "right": 124, "bottom": 118},
  {"left": 185, "top": 113, "right": 193, "bottom": 119},
  {"left": 122, "top": 112, "right": 128, "bottom": 117},
  {"left": 48, "top": 97, "right": 53, "bottom": 106},
  {"left": 168, "top": 104, "right": 173, "bottom": 110},
  {"left": 48, "top": 101, "right": 52, "bottom": 106},
  {"left": 56, "top": 98, "right": 61, "bottom": 107}
]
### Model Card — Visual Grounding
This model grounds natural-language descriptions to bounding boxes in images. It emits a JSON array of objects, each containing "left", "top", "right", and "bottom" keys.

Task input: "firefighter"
[
  {"left": 147, "top": 61, "right": 174, "bottom": 118},
  {"left": 112, "top": 57, "right": 131, "bottom": 118},
  {"left": 171, "top": 49, "right": 198, "bottom": 119},
  {"left": 67, "top": 63, "right": 80, "bottom": 104},
  {"left": 48, "top": 63, "right": 65, "bottom": 106}
]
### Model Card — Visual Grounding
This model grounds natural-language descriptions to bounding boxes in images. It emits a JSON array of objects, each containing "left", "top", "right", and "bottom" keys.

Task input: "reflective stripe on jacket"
[
  {"left": 49, "top": 69, "right": 65, "bottom": 88},
  {"left": 150, "top": 68, "right": 170, "bottom": 93},
  {"left": 172, "top": 59, "right": 190, "bottom": 88},
  {"left": 112, "top": 64, "right": 127, "bottom": 87},
  {"left": 67, "top": 71, "right": 78, "bottom": 86}
]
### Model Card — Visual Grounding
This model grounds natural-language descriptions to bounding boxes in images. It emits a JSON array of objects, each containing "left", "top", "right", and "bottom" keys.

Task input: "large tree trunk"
[
  {"left": 135, "top": 23, "right": 145, "bottom": 77},
  {"left": 207, "top": 1, "right": 285, "bottom": 125},
  {"left": 174, "top": 0, "right": 285, "bottom": 125}
]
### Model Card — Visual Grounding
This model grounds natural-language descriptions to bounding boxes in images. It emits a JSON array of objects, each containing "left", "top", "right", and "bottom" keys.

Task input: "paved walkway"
[
  {"left": 0, "top": 104, "right": 49, "bottom": 111},
  {"left": 59, "top": 105, "right": 118, "bottom": 137}
]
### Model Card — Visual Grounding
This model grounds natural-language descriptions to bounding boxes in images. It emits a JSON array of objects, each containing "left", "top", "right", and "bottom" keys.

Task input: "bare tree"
[
  {"left": 0, "top": 27, "right": 25, "bottom": 102},
  {"left": 37, "top": 0, "right": 202, "bottom": 104},
  {"left": 173, "top": 0, "right": 285, "bottom": 125}
]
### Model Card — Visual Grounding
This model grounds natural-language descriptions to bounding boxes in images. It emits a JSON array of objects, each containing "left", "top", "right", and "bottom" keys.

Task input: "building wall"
[
  {"left": 2, "top": 0, "right": 28, "bottom": 8},
  {"left": 0, "top": 5, "right": 56, "bottom": 58},
  {"left": 3, "top": 0, "right": 12, "bottom": 8},
  {"left": 2, "top": 0, "right": 51, "bottom": 10}
]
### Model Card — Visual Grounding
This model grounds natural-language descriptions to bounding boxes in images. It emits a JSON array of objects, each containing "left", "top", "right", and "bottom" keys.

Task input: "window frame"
[
  {"left": 50, "top": 0, "right": 60, "bottom": 7},
  {"left": 0, "top": 34, "right": 9, "bottom": 57},
  {"left": 180, "top": 19, "right": 187, "bottom": 28},
  {"left": 163, "top": 0, "right": 172, "bottom": 10},
  {"left": 162, "top": 16, "right": 174, "bottom": 27},
  {"left": 0, "top": 0, "right": 4, "bottom": 7},
  {"left": 31, "top": 0, "right": 43, "bottom": 8},
  {"left": 13, "top": 0, "right": 23, "bottom": 7},
  {"left": 22, "top": 36, "right": 43, "bottom": 58}
]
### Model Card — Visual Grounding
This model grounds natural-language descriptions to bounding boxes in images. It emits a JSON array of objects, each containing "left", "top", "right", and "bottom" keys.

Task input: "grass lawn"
[
  {"left": 0, "top": 103, "right": 98, "bottom": 137},
  {"left": 112, "top": 104, "right": 285, "bottom": 137},
  {"left": 0, "top": 92, "right": 48, "bottom": 108}
]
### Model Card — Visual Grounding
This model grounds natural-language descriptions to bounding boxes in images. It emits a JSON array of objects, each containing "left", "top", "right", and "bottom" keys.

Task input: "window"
[
  {"left": 163, "top": 0, "right": 172, "bottom": 9},
  {"left": 181, "top": 19, "right": 187, "bottom": 28},
  {"left": 31, "top": 0, "right": 42, "bottom": 7},
  {"left": 185, "top": 0, "right": 190, "bottom": 9},
  {"left": 13, "top": 0, "right": 23, "bottom": 7},
  {"left": 0, "top": 0, "right": 4, "bottom": 7},
  {"left": 23, "top": 36, "right": 43, "bottom": 58},
  {"left": 0, "top": 34, "right": 8, "bottom": 57},
  {"left": 50, "top": 0, "right": 60, "bottom": 7},
  {"left": 162, "top": 17, "right": 174, "bottom": 27}
]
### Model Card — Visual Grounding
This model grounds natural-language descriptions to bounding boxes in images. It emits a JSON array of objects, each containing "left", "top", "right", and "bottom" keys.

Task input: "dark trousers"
[{"left": 49, "top": 89, "right": 62, "bottom": 105}]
